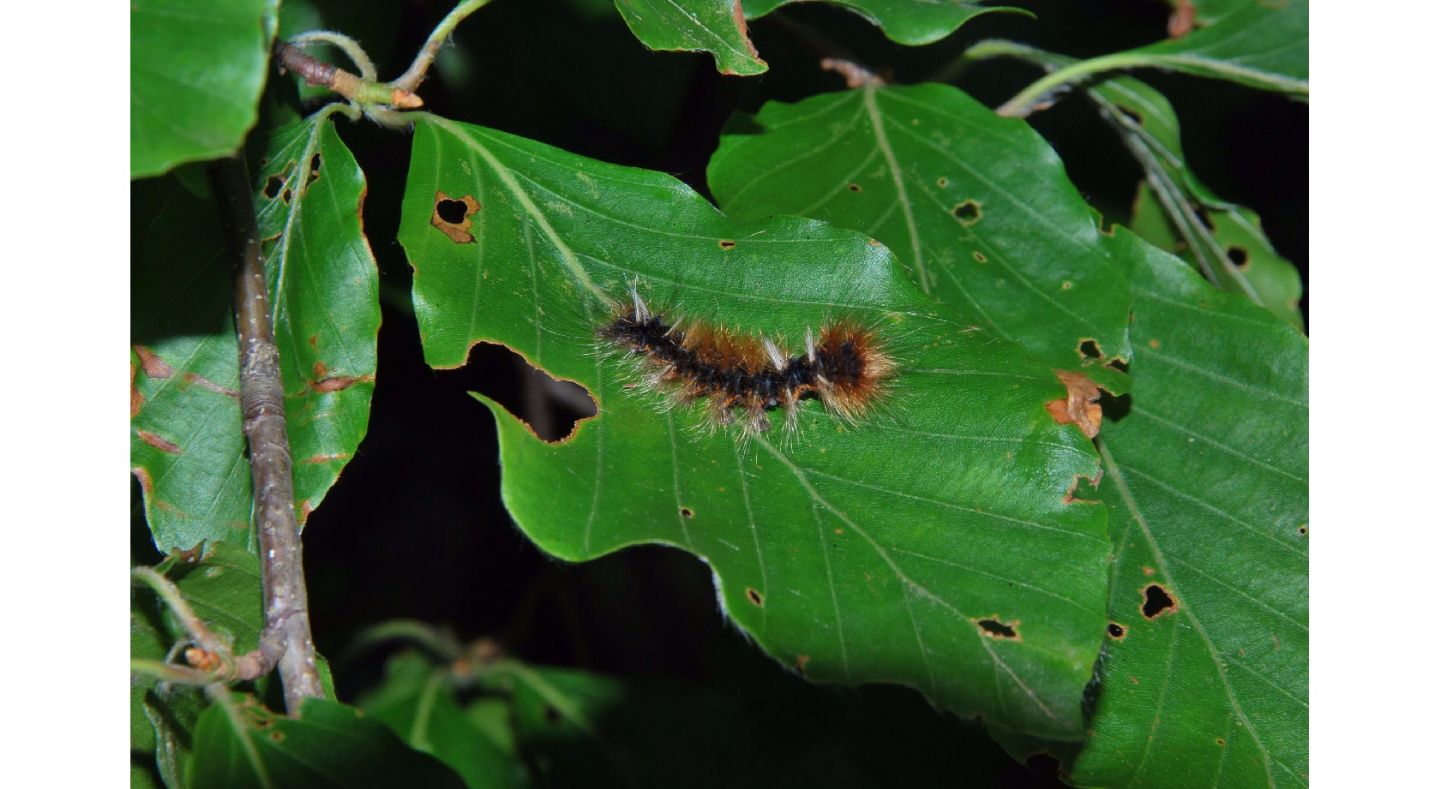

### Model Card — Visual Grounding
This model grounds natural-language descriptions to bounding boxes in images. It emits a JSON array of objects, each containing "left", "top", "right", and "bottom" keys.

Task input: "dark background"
[{"left": 135, "top": 1, "right": 1306, "bottom": 784}]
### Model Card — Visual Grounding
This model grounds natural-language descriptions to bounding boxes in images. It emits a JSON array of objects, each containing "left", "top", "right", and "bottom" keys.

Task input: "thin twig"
[
  {"left": 211, "top": 154, "right": 324, "bottom": 714},
  {"left": 274, "top": 40, "right": 422, "bottom": 110},
  {"left": 389, "top": 0, "right": 495, "bottom": 94}
]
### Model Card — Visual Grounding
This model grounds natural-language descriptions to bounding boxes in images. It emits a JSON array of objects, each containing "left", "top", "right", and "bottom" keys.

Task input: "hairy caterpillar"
[{"left": 599, "top": 287, "right": 895, "bottom": 437}]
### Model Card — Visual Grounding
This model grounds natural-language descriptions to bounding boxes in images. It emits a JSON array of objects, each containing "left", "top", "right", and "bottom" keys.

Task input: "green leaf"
[
  {"left": 131, "top": 543, "right": 266, "bottom": 785},
  {"left": 131, "top": 114, "right": 379, "bottom": 553},
  {"left": 709, "top": 84, "right": 1133, "bottom": 392},
  {"left": 131, "top": 0, "right": 275, "bottom": 178},
  {"left": 968, "top": 42, "right": 1304, "bottom": 328},
  {"left": 399, "top": 115, "right": 1110, "bottom": 739},
  {"left": 611, "top": 0, "right": 768, "bottom": 76},
  {"left": 610, "top": 1, "right": 1024, "bottom": 76},
  {"left": 1125, "top": 0, "right": 1308, "bottom": 95},
  {"left": 189, "top": 695, "right": 467, "bottom": 788},
  {"left": 361, "top": 653, "right": 529, "bottom": 789},
  {"left": 742, "top": 0, "right": 1028, "bottom": 46},
  {"left": 1005, "top": 230, "right": 1308, "bottom": 786}
]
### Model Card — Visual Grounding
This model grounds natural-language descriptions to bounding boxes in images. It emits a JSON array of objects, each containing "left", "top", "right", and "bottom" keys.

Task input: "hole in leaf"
[
  {"left": 680, "top": 506, "right": 694, "bottom": 519},
  {"left": 447, "top": 342, "right": 596, "bottom": 443},
  {"left": 432, "top": 192, "right": 481, "bottom": 243},
  {"left": 1107, "top": 622, "right": 1127, "bottom": 639},
  {"left": 975, "top": 617, "right": 1019, "bottom": 639},
  {"left": 847, "top": 183, "right": 861, "bottom": 192},
  {"left": 718, "top": 239, "right": 736, "bottom": 251},
  {"left": 1198, "top": 209, "right": 1216, "bottom": 231},
  {"left": 952, "top": 200, "right": 982, "bottom": 225},
  {"left": 1099, "top": 390, "right": 1131, "bottom": 422},
  {"left": 1298, "top": 524, "right": 1308, "bottom": 536},
  {"left": 1077, "top": 339, "right": 1102, "bottom": 360},
  {"left": 281, "top": 187, "right": 293, "bottom": 205},
  {"left": 1024, "top": 752, "right": 1062, "bottom": 780},
  {"left": 307, "top": 153, "right": 322, "bottom": 187},
  {"left": 746, "top": 587, "right": 763, "bottom": 606},
  {"left": 1117, "top": 104, "right": 1143, "bottom": 125},
  {"left": 543, "top": 705, "right": 562, "bottom": 724},
  {"left": 1141, "top": 584, "right": 1177, "bottom": 619},
  {"left": 436, "top": 199, "right": 469, "bottom": 224},
  {"left": 1226, "top": 245, "right": 1250, "bottom": 269},
  {"left": 263, "top": 176, "right": 284, "bottom": 199}
]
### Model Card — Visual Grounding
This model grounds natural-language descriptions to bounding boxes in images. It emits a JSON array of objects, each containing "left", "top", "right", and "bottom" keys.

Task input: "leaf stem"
[
  {"left": 211, "top": 153, "right": 324, "bottom": 714},
  {"left": 996, "top": 51, "right": 1146, "bottom": 118},
  {"left": 390, "top": 0, "right": 495, "bottom": 94},
  {"left": 288, "top": 30, "right": 378, "bottom": 81}
]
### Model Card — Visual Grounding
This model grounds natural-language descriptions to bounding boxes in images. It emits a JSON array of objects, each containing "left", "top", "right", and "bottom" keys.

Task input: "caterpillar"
[{"left": 599, "top": 287, "right": 895, "bottom": 437}]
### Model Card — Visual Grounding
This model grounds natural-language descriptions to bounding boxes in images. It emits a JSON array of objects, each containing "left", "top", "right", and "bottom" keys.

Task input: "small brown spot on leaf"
[
  {"left": 308, "top": 335, "right": 320, "bottom": 347},
  {"left": 313, "top": 361, "right": 328, "bottom": 379},
  {"left": 746, "top": 587, "right": 763, "bottom": 606},
  {"left": 972, "top": 251, "right": 987, "bottom": 263},
  {"left": 937, "top": 177, "right": 948, "bottom": 188},
  {"left": 974, "top": 616, "right": 1020, "bottom": 640},
  {"left": 718, "top": 239, "right": 736, "bottom": 250},
  {"left": 182, "top": 372, "right": 239, "bottom": 398},
  {"left": 1216, "top": 737, "right": 1227, "bottom": 747},
  {"left": 952, "top": 199, "right": 982, "bottom": 226},
  {"left": 299, "top": 500, "right": 314, "bottom": 522},
  {"left": 1168, "top": 0, "right": 1196, "bottom": 37},
  {"left": 680, "top": 506, "right": 694, "bottom": 519},
  {"left": 136, "top": 429, "right": 180, "bottom": 454},
  {"left": 134, "top": 346, "right": 174, "bottom": 379},
  {"left": 1061, "top": 280, "right": 1073, "bottom": 290},
  {"left": 303, "top": 453, "right": 351, "bottom": 464},
  {"left": 269, "top": 731, "right": 285, "bottom": 743},
  {"left": 1128, "top": 676, "right": 1140, "bottom": 685},
  {"left": 1147, "top": 338, "right": 1161, "bottom": 350},
  {"left": 1141, "top": 583, "right": 1178, "bottom": 619},
  {"left": 795, "top": 654, "right": 810, "bottom": 673},
  {"left": 1142, "top": 566, "right": 1155, "bottom": 576},
  {"left": 432, "top": 191, "right": 481, "bottom": 243},
  {"left": 1046, "top": 370, "right": 1103, "bottom": 439},
  {"left": 309, "top": 374, "right": 374, "bottom": 394},
  {"left": 847, "top": 183, "right": 862, "bottom": 192}
]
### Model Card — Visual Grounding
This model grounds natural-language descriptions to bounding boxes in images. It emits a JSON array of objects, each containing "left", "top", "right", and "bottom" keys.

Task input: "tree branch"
[{"left": 211, "top": 154, "right": 324, "bottom": 713}]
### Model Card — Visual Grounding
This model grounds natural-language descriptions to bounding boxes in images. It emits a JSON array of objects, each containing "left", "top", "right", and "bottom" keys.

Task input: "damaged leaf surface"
[
  {"left": 1001, "top": 230, "right": 1308, "bottom": 786},
  {"left": 708, "top": 84, "right": 1133, "bottom": 393},
  {"left": 131, "top": 117, "right": 379, "bottom": 552},
  {"left": 400, "top": 116, "right": 1110, "bottom": 739}
]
